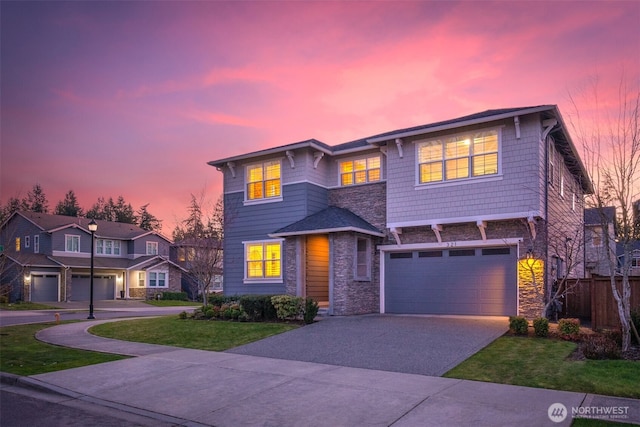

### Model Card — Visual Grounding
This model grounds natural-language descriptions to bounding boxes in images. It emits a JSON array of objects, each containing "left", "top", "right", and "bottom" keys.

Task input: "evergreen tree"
[
  {"left": 54, "top": 190, "right": 84, "bottom": 217},
  {"left": 24, "top": 183, "right": 49, "bottom": 213},
  {"left": 137, "top": 204, "right": 162, "bottom": 231},
  {"left": 0, "top": 197, "right": 24, "bottom": 224},
  {"left": 113, "top": 196, "right": 136, "bottom": 224}
]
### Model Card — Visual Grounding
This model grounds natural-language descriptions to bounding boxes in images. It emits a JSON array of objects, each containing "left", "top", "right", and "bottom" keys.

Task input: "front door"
[{"left": 305, "top": 234, "right": 329, "bottom": 307}]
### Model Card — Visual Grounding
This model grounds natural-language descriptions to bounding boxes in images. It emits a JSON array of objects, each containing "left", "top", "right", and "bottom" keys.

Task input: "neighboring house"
[
  {"left": 618, "top": 244, "right": 640, "bottom": 276},
  {"left": 584, "top": 206, "right": 617, "bottom": 277},
  {"left": 209, "top": 105, "right": 592, "bottom": 318},
  {"left": 171, "top": 237, "right": 224, "bottom": 299},
  {"left": 0, "top": 211, "right": 183, "bottom": 302}
]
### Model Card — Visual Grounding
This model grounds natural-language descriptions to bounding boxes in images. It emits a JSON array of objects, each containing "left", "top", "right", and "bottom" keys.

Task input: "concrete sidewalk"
[{"left": 4, "top": 320, "right": 639, "bottom": 426}]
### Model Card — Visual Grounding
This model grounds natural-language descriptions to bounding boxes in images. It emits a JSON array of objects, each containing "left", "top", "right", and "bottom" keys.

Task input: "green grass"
[
  {"left": 90, "top": 316, "right": 299, "bottom": 351},
  {"left": 143, "top": 300, "right": 202, "bottom": 307},
  {"left": 0, "top": 302, "right": 57, "bottom": 310},
  {"left": 572, "top": 418, "right": 635, "bottom": 426},
  {"left": 444, "top": 336, "right": 640, "bottom": 399},
  {"left": 0, "top": 322, "right": 127, "bottom": 376}
]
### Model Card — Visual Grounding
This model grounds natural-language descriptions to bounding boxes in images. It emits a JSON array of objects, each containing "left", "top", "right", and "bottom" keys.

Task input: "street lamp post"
[{"left": 87, "top": 219, "right": 98, "bottom": 319}]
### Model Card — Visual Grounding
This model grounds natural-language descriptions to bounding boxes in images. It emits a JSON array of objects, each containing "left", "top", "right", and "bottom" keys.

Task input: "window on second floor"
[
  {"left": 146, "top": 241, "right": 158, "bottom": 255},
  {"left": 65, "top": 235, "right": 80, "bottom": 252},
  {"left": 96, "top": 239, "right": 121, "bottom": 255},
  {"left": 15, "top": 237, "right": 20, "bottom": 252},
  {"left": 417, "top": 129, "right": 499, "bottom": 184},
  {"left": 24, "top": 236, "right": 30, "bottom": 248},
  {"left": 34, "top": 235, "right": 40, "bottom": 253},
  {"left": 340, "top": 156, "right": 381, "bottom": 186},
  {"left": 246, "top": 161, "right": 281, "bottom": 201}
]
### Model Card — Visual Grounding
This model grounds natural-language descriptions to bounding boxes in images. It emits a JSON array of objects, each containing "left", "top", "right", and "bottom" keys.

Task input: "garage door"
[
  {"left": 31, "top": 274, "right": 59, "bottom": 302},
  {"left": 385, "top": 247, "right": 517, "bottom": 316},
  {"left": 71, "top": 275, "right": 116, "bottom": 301}
]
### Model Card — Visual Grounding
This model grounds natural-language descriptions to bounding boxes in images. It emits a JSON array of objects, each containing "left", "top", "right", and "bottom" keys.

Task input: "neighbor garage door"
[
  {"left": 31, "top": 274, "right": 59, "bottom": 302},
  {"left": 71, "top": 275, "right": 115, "bottom": 301},
  {"left": 385, "top": 247, "right": 517, "bottom": 316}
]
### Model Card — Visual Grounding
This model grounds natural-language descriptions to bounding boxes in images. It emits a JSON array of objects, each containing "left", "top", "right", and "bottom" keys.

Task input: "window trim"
[
  {"left": 65, "top": 235, "right": 80, "bottom": 253},
  {"left": 148, "top": 270, "right": 168, "bottom": 288},
  {"left": 96, "top": 239, "right": 121, "bottom": 256},
  {"left": 243, "top": 239, "right": 284, "bottom": 283},
  {"left": 146, "top": 241, "right": 158, "bottom": 255},
  {"left": 34, "top": 235, "right": 40, "bottom": 253},
  {"left": 339, "top": 155, "right": 382, "bottom": 187},
  {"left": 244, "top": 160, "right": 283, "bottom": 204},
  {"left": 138, "top": 272, "right": 145, "bottom": 287},
  {"left": 15, "top": 237, "right": 20, "bottom": 252},
  {"left": 24, "top": 236, "right": 30, "bottom": 248},
  {"left": 354, "top": 236, "right": 372, "bottom": 281},
  {"left": 415, "top": 127, "right": 501, "bottom": 187}
]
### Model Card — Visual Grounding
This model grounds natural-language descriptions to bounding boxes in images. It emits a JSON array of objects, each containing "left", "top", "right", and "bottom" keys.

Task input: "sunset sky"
[{"left": 1, "top": 1, "right": 638, "bottom": 233}]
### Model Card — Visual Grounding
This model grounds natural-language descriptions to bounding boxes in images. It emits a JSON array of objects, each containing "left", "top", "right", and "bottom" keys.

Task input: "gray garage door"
[
  {"left": 385, "top": 247, "right": 517, "bottom": 316},
  {"left": 31, "top": 274, "right": 59, "bottom": 302},
  {"left": 71, "top": 275, "right": 116, "bottom": 301}
]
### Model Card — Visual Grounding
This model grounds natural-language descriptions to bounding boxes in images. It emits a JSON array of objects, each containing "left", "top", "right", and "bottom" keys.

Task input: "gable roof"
[
  {"left": 269, "top": 206, "right": 385, "bottom": 238},
  {"left": 11, "top": 211, "right": 171, "bottom": 242}
]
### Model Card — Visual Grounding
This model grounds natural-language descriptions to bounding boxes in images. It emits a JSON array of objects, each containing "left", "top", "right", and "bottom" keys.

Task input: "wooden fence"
[{"left": 565, "top": 276, "right": 640, "bottom": 330}]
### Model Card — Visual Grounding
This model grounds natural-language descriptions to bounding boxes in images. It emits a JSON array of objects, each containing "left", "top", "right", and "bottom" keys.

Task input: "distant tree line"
[{"left": 0, "top": 183, "right": 162, "bottom": 232}]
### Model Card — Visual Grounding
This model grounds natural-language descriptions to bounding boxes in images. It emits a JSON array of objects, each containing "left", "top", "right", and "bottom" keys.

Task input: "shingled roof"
[{"left": 270, "top": 206, "right": 384, "bottom": 238}]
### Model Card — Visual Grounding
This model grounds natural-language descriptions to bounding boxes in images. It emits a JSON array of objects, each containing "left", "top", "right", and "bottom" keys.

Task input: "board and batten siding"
[
  {"left": 223, "top": 182, "right": 328, "bottom": 296},
  {"left": 386, "top": 115, "right": 545, "bottom": 225}
]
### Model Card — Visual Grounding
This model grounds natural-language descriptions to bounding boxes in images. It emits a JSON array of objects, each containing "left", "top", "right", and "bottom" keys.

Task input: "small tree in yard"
[
  {"left": 173, "top": 194, "right": 225, "bottom": 307},
  {"left": 568, "top": 74, "right": 640, "bottom": 351}
]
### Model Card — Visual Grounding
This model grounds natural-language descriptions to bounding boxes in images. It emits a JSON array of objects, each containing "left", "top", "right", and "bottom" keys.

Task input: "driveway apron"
[{"left": 226, "top": 314, "right": 509, "bottom": 376}]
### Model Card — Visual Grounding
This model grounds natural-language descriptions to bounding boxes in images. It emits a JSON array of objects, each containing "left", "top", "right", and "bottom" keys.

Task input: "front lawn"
[
  {"left": 90, "top": 316, "right": 299, "bottom": 351},
  {"left": 0, "top": 322, "right": 127, "bottom": 376},
  {"left": 444, "top": 336, "right": 640, "bottom": 399},
  {"left": 0, "top": 302, "right": 57, "bottom": 311},
  {"left": 143, "top": 300, "right": 202, "bottom": 307}
]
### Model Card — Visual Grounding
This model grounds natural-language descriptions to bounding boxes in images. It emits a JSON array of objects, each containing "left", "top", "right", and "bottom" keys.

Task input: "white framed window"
[
  {"left": 355, "top": 237, "right": 372, "bottom": 281},
  {"left": 560, "top": 174, "right": 565, "bottom": 198},
  {"left": 65, "top": 235, "right": 80, "bottom": 252},
  {"left": 34, "top": 235, "right": 40, "bottom": 253},
  {"left": 96, "top": 239, "right": 121, "bottom": 255},
  {"left": 417, "top": 129, "right": 499, "bottom": 184},
  {"left": 244, "top": 240, "right": 282, "bottom": 281},
  {"left": 572, "top": 192, "right": 576, "bottom": 211},
  {"left": 24, "top": 236, "right": 30, "bottom": 248},
  {"left": 246, "top": 160, "right": 281, "bottom": 202},
  {"left": 138, "top": 272, "right": 145, "bottom": 287},
  {"left": 146, "top": 241, "right": 158, "bottom": 255},
  {"left": 549, "top": 138, "right": 556, "bottom": 187},
  {"left": 148, "top": 271, "right": 167, "bottom": 287},
  {"left": 339, "top": 155, "right": 381, "bottom": 186}
]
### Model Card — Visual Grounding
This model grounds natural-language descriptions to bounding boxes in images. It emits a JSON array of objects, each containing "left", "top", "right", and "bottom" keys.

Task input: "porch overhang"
[{"left": 269, "top": 206, "right": 385, "bottom": 238}]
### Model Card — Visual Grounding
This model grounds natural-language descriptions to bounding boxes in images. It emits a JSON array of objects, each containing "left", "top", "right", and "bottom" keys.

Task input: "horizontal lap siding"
[{"left": 223, "top": 183, "right": 328, "bottom": 296}]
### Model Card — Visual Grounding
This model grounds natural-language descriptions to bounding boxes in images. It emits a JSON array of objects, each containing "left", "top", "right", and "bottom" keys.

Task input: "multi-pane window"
[
  {"left": 15, "top": 237, "right": 20, "bottom": 251},
  {"left": 138, "top": 272, "right": 145, "bottom": 287},
  {"left": 355, "top": 237, "right": 371, "bottom": 281},
  {"left": 65, "top": 235, "right": 80, "bottom": 252},
  {"left": 246, "top": 161, "right": 281, "bottom": 201},
  {"left": 149, "top": 272, "right": 167, "bottom": 287},
  {"left": 25, "top": 236, "right": 30, "bottom": 248},
  {"left": 340, "top": 156, "right": 381, "bottom": 186},
  {"left": 245, "top": 240, "right": 282, "bottom": 280},
  {"left": 146, "top": 241, "right": 158, "bottom": 255},
  {"left": 96, "top": 239, "right": 121, "bottom": 255},
  {"left": 34, "top": 235, "right": 40, "bottom": 253},
  {"left": 418, "top": 130, "right": 499, "bottom": 184}
]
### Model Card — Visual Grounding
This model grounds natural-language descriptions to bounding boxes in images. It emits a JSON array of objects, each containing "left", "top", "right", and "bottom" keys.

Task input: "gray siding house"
[
  {"left": 0, "top": 211, "right": 183, "bottom": 302},
  {"left": 209, "top": 105, "right": 592, "bottom": 318}
]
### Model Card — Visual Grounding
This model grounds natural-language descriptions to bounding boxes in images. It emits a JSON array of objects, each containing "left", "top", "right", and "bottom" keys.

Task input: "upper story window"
[
  {"left": 146, "top": 241, "right": 158, "bottom": 255},
  {"left": 15, "top": 237, "right": 20, "bottom": 251},
  {"left": 34, "top": 235, "right": 40, "bottom": 253},
  {"left": 246, "top": 161, "right": 281, "bottom": 201},
  {"left": 96, "top": 239, "right": 121, "bottom": 256},
  {"left": 65, "top": 235, "right": 80, "bottom": 252},
  {"left": 24, "top": 236, "right": 30, "bottom": 248},
  {"left": 549, "top": 139, "right": 556, "bottom": 187},
  {"left": 244, "top": 240, "right": 282, "bottom": 281},
  {"left": 417, "top": 129, "right": 499, "bottom": 184},
  {"left": 340, "top": 156, "right": 381, "bottom": 186}
]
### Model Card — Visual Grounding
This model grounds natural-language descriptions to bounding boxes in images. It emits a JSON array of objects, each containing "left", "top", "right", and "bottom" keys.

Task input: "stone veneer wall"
[{"left": 129, "top": 268, "right": 182, "bottom": 299}]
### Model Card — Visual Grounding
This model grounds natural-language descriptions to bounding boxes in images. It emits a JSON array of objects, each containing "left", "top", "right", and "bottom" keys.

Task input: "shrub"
[
  {"left": 271, "top": 295, "right": 304, "bottom": 320},
  {"left": 208, "top": 294, "right": 237, "bottom": 307},
  {"left": 178, "top": 311, "right": 188, "bottom": 320},
  {"left": 239, "top": 295, "right": 277, "bottom": 321},
  {"left": 0, "top": 295, "right": 9, "bottom": 304},
  {"left": 631, "top": 306, "right": 640, "bottom": 344},
  {"left": 582, "top": 334, "right": 621, "bottom": 360},
  {"left": 161, "top": 291, "right": 188, "bottom": 301},
  {"left": 303, "top": 298, "right": 319, "bottom": 324},
  {"left": 533, "top": 317, "right": 549, "bottom": 337},
  {"left": 509, "top": 316, "right": 529, "bottom": 335},
  {"left": 558, "top": 318, "right": 580, "bottom": 336}
]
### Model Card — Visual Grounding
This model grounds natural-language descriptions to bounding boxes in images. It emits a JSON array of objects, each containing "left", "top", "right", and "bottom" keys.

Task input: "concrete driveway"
[{"left": 227, "top": 314, "right": 509, "bottom": 376}]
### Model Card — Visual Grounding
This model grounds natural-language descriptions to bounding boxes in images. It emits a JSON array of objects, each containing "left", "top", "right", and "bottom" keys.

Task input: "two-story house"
[
  {"left": 0, "top": 211, "right": 183, "bottom": 302},
  {"left": 584, "top": 206, "right": 617, "bottom": 277},
  {"left": 209, "top": 105, "right": 592, "bottom": 318}
]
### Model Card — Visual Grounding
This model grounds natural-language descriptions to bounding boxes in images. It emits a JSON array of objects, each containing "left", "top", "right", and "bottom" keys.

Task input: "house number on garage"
[{"left": 446, "top": 242, "right": 457, "bottom": 247}]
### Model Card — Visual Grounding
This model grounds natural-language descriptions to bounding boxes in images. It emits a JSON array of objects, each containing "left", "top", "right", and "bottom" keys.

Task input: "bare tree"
[
  {"left": 173, "top": 194, "right": 225, "bottom": 306},
  {"left": 568, "top": 74, "right": 640, "bottom": 351}
]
